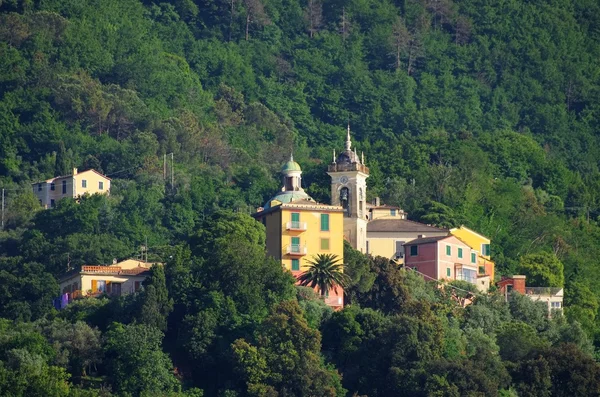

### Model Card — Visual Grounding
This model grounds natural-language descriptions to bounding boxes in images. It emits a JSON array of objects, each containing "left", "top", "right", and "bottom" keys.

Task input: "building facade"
[
  {"left": 327, "top": 126, "right": 369, "bottom": 253},
  {"left": 497, "top": 275, "right": 564, "bottom": 315},
  {"left": 59, "top": 259, "right": 154, "bottom": 301},
  {"left": 404, "top": 235, "right": 490, "bottom": 292},
  {"left": 33, "top": 168, "right": 111, "bottom": 209},
  {"left": 254, "top": 157, "right": 345, "bottom": 309},
  {"left": 450, "top": 226, "right": 495, "bottom": 281},
  {"left": 366, "top": 215, "right": 447, "bottom": 262}
]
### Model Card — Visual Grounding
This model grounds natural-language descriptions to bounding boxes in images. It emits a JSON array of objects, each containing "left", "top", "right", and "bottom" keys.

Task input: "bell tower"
[{"left": 327, "top": 125, "right": 369, "bottom": 252}]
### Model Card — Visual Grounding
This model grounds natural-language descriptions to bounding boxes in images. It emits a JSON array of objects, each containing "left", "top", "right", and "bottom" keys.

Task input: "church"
[{"left": 253, "top": 126, "right": 472, "bottom": 307}]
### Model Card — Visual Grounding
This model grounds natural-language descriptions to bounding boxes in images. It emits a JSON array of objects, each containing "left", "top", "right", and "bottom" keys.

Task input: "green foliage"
[
  {"left": 517, "top": 252, "right": 565, "bottom": 287},
  {"left": 103, "top": 323, "right": 180, "bottom": 396},
  {"left": 232, "top": 300, "right": 345, "bottom": 396},
  {"left": 1, "top": 0, "right": 600, "bottom": 393}
]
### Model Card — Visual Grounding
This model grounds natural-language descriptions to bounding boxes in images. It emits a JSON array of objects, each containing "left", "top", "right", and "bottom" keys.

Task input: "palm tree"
[{"left": 297, "top": 253, "right": 350, "bottom": 297}]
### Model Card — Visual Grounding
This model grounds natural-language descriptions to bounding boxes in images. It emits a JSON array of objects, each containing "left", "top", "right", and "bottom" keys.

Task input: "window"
[
  {"left": 458, "top": 247, "right": 463, "bottom": 258},
  {"left": 98, "top": 181, "right": 104, "bottom": 190},
  {"left": 292, "top": 259, "right": 300, "bottom": 271},
  {"left": 390, "top": 209, "right": 396, "bottom": 216},
  {"left": 395, "top": 241, "right": 405, "bottom": 257},
  {"left": 446, "top": 245, "right": 451, "bottom": 256},
  {"left": 366, "top": 241, "right": 370, "bottom": 254},
  {"left": 410, "top": 245, "right": 418, "bottom": 256},
  {"left": 291, "top": 237, "right": 300, "bottom": 253},
  {"left": 481, "top": 243, "right": 490, "bottom": 256},
  {"left": 38, "top": 183, "right": 42, "bottom": 191},
  {"left": 62, "top": 180, "right": 67, "bottom": 194},
  {"left": 291, "top": 212, "right": 300, "bottom": 229},
  {"left": 446, "top": 268, "right": 451, "bottom": 277},
  {"left": 134, "top": 281, "right": 141, "bottom": 292},
  {"left": 50, "top": 183, "right": 55, "bottom": 191},
  {"left": 50, "top": 199, "right": 55, "bottom": 208},
  {"left": 479, "top": 266, "right": 485, "bottom": 274},
  {"left": 320, "top": 214, "right": 329, "bottom": 231},
  {"left": 551, "top": 302, "right": 562, "bottom": 308},
  {"left": 82, "top": 179, "right": 87, "bottom": 188},
  {"left": 471, "top": 252, "right": 476, "bottom": 263},
  {"left": 321, "top": 238, "right": 330, "bottom": 250}
]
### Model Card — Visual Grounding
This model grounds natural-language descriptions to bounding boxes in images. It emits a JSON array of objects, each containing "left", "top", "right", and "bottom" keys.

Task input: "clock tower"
[{"left": 327, "top": 126, "right": 369, "bottom": 252}]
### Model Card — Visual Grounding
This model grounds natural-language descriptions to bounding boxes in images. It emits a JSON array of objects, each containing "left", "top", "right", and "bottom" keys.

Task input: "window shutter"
[
  {"left": 321, "top": 214, "right": 329, "bottom": 231},
  {"left": 91, "top": 280, "right": 97, "bottom": 292},
  {"left": 291, "top": 213, "right": 300, "bottom": 222}
]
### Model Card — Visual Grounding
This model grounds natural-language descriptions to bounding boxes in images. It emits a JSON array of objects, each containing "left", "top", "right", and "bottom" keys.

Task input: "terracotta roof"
[
  {"left": 367, "top": 219, "right": 447, "bottom": 233},
  {"left": 403, "top": 236, "right": 451, "bottom": 246}
]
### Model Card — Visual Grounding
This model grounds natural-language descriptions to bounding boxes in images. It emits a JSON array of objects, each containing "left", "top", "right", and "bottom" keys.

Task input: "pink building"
[{"left": 404, "top": 235, "right": 490, "bottom": 292}]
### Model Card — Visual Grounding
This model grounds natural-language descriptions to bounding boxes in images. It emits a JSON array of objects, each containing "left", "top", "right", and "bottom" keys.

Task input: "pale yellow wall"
[
  {"left": 280, "top": 208, "right": 344, "bottom": 272},
  {"left": 73, "top": 170, "right": 111, "bottom": 197},
  {"left": 367, "top": 230, "right": 447, "bottom": 260},
  {"left": 33, "top": 169, "right": 110, "bottom": 208},
  {"left": 369, "top": 208, "right": 405, "bottom": 220}
]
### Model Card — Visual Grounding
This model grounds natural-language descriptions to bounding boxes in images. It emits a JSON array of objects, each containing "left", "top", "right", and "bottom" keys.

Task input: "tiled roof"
[
  {"left": 367, "top": 219, "right": 447, "bottom": 233},
  {"left": 403, "top": 235, "right": 451, "bottom": 246}
]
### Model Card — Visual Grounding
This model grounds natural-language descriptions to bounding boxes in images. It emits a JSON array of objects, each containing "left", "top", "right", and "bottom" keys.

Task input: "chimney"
[
  {"left": 418, "top": 234, "right": 426, "bottom": 239},
  {"left": 73, "top": 167, "right": 78, "bottom": 175},
  {"left": 374, "top": 197, "right": 381, "bottom": 206},
  {"left": 512, "top": 275, "right": 526, "bottom": 294}
]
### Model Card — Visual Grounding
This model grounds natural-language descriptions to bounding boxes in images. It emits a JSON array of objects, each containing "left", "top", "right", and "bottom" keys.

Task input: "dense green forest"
[{"left": 1, "top": 0, "right": 600, "bottom": 394}]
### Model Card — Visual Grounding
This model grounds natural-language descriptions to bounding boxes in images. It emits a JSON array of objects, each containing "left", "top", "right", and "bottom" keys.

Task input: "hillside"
[{"left": 1, "top": 0, "right": 600, "bottom": 395}]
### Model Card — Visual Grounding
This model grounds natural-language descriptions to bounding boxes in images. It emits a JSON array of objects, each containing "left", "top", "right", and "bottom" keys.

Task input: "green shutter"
[
  {"left": 321, "top": 238, "right": 330, "bottom": 250},
  {"left": 291, "top": 213, "right": 300, "bottom": 222},
  {"left": 320, "top": 214, "right": 329, "bottom": 231},
  {"left": 446, "top": 245, "right": 451, "bottom": 256},
  {"left": 291, "top": 237, "right": 300, "bottom": 245},
  {"left": 458, "top": 248, "right": 463, "bottom": 258},
  {"left": 446, "top": 268, "right": 451, "bottom": 277},
  {"left": 471, "top": 252, "right": 476, "bottom": 263},
  {"left": 292, "top": 259, "right": 300, "bottom": 271}
]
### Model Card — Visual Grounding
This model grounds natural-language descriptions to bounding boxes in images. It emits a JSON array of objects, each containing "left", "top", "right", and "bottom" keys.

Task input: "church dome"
[
  {"left": 281, "top": 159, "right": 301, "bottom": 172},
  {"left": 263, "top": 191, "right": 315, "bottom": 209}
]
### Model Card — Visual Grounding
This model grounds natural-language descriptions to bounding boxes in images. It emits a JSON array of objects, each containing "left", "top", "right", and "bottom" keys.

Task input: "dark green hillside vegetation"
[{"left": 1, "top": 0, "right": 600, "bottom": 394}]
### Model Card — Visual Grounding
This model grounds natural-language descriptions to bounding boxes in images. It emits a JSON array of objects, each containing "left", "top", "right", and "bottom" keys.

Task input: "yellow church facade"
[{"left": 254, "top": 156, "right": 345, "bottom": 309}]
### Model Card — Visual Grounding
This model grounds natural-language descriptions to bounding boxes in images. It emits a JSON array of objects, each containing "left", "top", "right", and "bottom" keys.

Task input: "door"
[
  {"left": 112, "top": 283, "right": 122, "bottom": 296},
  {"left": 291, "top": 237, "right": 300, "bottom": 253}
]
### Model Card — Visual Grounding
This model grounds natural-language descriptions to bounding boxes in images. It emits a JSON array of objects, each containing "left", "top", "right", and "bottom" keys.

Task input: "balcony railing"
[
  {"left": 82, "top": 265, "right": 121, "bottom": 273},
  {"left": 456, "top": 274, "right": 477, "bottom": 284},
  {"left": 525, "top": 287, "right": 563, "bottom": 297},
  {"left": 323, "top": 296, "right": 344, "bottom": 307},
  {"left": 286, "top": 221, "right": 307, "bottom": 231},
  {"left": 286, "top": 244, "right": 307, "bottom": 256}
]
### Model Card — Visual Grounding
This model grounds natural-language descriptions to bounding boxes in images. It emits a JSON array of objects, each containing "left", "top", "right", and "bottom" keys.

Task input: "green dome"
[
  {"left": 264, "top": 191, "right": 314, "bottom": 209},
  {"left": 281, "top": 160, "right": 302, "bottom": 172}
]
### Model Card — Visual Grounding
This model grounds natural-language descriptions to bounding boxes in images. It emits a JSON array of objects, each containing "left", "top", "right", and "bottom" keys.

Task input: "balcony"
[
  {"left": 286, "top": 221, "right": 307, "bottom": 231},
  {"left": 323, "top": 296, "right": 344, "bottom": 308},
  {"left": 286, "top": 244, "right": 307, "bottom": 256}
]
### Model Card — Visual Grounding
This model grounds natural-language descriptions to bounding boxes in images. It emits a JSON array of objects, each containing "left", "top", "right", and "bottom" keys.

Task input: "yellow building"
[
  {"left": 33, "top": 168, "right": 111, "bottom": 209},
  {"left": 449, "top": 226, "right": 495, "bottom": 281},
  {"left": 59, "top": 259, "right": 155, "bottom": 300},
  {"left": 254, "top": 156, "right": 345, "bottom": 309}
]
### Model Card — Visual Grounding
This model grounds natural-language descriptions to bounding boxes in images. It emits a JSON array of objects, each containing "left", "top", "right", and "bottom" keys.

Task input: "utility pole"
[
  {"left": 1, "top": 188, "right": 4, "bottom": 230},
  {"left": 163, "top": 154, "right": 167, "bottom": 180},
  {"left": 171, "top": 152, "right": 174, "bottom": 188}
]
